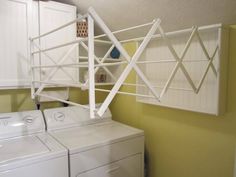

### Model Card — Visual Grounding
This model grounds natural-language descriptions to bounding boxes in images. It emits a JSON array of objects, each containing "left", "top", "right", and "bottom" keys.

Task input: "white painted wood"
[
  {"left": 29, "top": 1, "right": 78, "bottom": 103},
  {"left": 0, "top": 0, "right": 77, "bottom": 90},
  {"left": 30, "top": 38, "right": 36, "bottom": 98},
  {"left": 0, "top": 0, "right": 38, "bottom": 89},
  {"left": 27, "top": 6, "right": 227, "bottom": 117},
  {"left": 32, "top": 14, "right": 87, "bottom": 40},
  {"left": 34, "top": 43, "right": 78, "bottom": 96},
  {"left": 33, "top": 38, "right": 85, "bottom": 55},
  {"left": 158, "top": 26, "right": 198, "bottom": 98},
  {"left": 89, "top": 7, "right": 161, "bottom": 116},
  {"left": 88, "top": 15, "right": 96, "bottom": 118},
  {"left": 94, "top": 21, "right": 154, "bottom": 39},
  {"left": 136, "top": 26, "right": 229, "bottom": 115},
  {"left": 37, "top": 93, "right": 89, "bottom": 109},
  {"left": 95, "top": 88, "right": 156, "bottom": 98},
  {"left": 120, "top": 24, "right": 222, "bottom": 43},
  {"left": 38, "top": 1, "right": 77, "bottom": 84}
]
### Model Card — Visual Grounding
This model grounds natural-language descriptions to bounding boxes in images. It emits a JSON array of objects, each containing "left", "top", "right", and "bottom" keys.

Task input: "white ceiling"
[{"left": 55, "top": 0, "right": 236, "bottom": 37}]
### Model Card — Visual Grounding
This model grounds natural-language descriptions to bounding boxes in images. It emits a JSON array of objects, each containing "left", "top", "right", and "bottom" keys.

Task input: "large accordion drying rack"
[{"left": 29, "top": 7, "right": 228, "bottom": 118}]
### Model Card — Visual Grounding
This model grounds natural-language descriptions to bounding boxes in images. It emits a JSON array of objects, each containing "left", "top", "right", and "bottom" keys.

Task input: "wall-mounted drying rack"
[
  {"left": 136, "top": 24, "right": 228, "bottom": 115},
  {"left": 30, "top": 7, "right": 228, "bottom": 118}
]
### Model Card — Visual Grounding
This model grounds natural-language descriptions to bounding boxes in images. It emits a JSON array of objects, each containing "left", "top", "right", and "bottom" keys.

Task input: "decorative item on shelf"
[
  {"left": 77, "top": 18, "right": 88, "bottom": 37},
  {"left": 110, "top": 47, "right": 120, "bottom": 59},
  {"left": 95, "top": 69, "right": 107, "bottom": 83}
]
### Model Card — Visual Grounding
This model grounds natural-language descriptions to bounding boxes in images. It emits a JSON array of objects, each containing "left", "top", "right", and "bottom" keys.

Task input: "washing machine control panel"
[
  {"left": 44, "top": 105, "right": 112, "bottom": 131},
  {"left": 0, "top": 115, "right": 36, "bottom": 127},
  {"left": 0, "top": 110, "right": 45, "bottom": 139}
]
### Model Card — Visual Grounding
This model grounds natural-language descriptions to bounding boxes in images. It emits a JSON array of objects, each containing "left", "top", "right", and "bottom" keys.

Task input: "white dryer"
[
  {"left": 44, "top": 106, "right": 144, "bottom": 177},
  {"left": 0, "top": 110, "right": 68, "bottom": 177}
]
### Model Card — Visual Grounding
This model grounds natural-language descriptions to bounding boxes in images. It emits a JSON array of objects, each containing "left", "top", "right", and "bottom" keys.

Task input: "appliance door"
[{"left": 76, "top": 154, "right": 142, "bottom": 177}]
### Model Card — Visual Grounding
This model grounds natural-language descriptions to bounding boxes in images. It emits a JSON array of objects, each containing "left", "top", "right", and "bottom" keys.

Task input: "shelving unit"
[{"left": 78, "top": 42, "right": 124, "bottom": 84}]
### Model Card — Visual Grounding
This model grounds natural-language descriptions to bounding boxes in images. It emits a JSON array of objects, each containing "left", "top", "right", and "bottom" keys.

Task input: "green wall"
[
  {"left": 0, "top": 26, "right": 235, "bottom": 177},
  {"left": 0, "top": 88, "right": 82, "bottom": 112},
  {"left": 0, "top": 86, "right": 108, "bottom": 112},
  {"left": 110, "top": 26, "right": 236, "bottom": 177}
]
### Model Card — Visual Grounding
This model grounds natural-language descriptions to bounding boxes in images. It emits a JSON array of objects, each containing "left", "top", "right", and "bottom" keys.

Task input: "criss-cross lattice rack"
[{"left": 30, "top": 7, "right": 227, "bottom": 118}]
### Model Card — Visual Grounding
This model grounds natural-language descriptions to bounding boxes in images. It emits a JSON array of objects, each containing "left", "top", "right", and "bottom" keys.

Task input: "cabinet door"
[
  {"left": 76, "top": 154, "right": 142, "bottom": 177},
  {"left": 0, "top": 0, "right": 37, "bottom": 88},
  {"left": 39, "top": 1, "right": 78, "bottom": 83}
]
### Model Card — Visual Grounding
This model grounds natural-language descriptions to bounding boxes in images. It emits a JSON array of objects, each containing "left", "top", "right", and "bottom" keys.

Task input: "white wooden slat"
[{"left": 88, "top": 15, "right": 96, "bottom": 118}]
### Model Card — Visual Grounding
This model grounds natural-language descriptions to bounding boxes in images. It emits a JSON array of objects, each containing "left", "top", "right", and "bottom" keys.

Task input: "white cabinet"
[
  {"left": 0, "top": 0, "right": 37, "bottom": 88},
  {"left": 38, "top": 1, "right": 78, "bottom": 83},
  {"left": 0, "top": 0, "right": 77, "bottom": 89}
]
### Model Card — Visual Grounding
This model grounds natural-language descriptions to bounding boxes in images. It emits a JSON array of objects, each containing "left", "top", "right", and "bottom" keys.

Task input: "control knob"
[
  {"left": 53, "top": 112, "right": 65, "bottom": 122},
  {"left": 23, "top": 116, "right": 35, "bottom": 124}
]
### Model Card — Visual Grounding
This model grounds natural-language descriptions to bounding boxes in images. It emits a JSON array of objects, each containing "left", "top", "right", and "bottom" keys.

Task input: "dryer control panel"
[
  {"left": 0, "top": 110, "right": 45, "bottom": 140},
  {"left": 44, "top": 105, "right": 112, "bottom": 131}
]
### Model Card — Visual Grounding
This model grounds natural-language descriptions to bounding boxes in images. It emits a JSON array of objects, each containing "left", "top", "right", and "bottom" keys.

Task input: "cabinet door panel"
[
  {"left": 39, "top": 1, "right": 78, "bottom": 83},
  {"left": 0, "top": 0, "right": 34, "bottom": 88}
]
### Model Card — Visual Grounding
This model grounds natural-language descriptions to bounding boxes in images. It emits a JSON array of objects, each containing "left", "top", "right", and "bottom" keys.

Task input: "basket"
[{"left": 77, "top": 20, "right": 88, "bottom": 37}]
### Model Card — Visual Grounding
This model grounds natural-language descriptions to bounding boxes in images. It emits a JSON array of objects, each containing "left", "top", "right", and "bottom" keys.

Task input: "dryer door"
[{"left": 76, "top": 154, "right": 142, "bottom": 177}]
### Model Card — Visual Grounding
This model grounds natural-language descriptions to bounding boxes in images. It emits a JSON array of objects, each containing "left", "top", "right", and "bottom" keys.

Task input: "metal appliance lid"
[{"left": 50, "top": 121, "right": 144, "bottom": 154}]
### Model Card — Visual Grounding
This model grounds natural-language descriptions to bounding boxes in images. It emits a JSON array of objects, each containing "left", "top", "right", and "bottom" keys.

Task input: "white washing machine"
[
  {"left": 0, "top": 110, "right": 69, "bottom": 177},
  {"left": 44, "top": 106, "right": 144, "bottom": 177}
]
